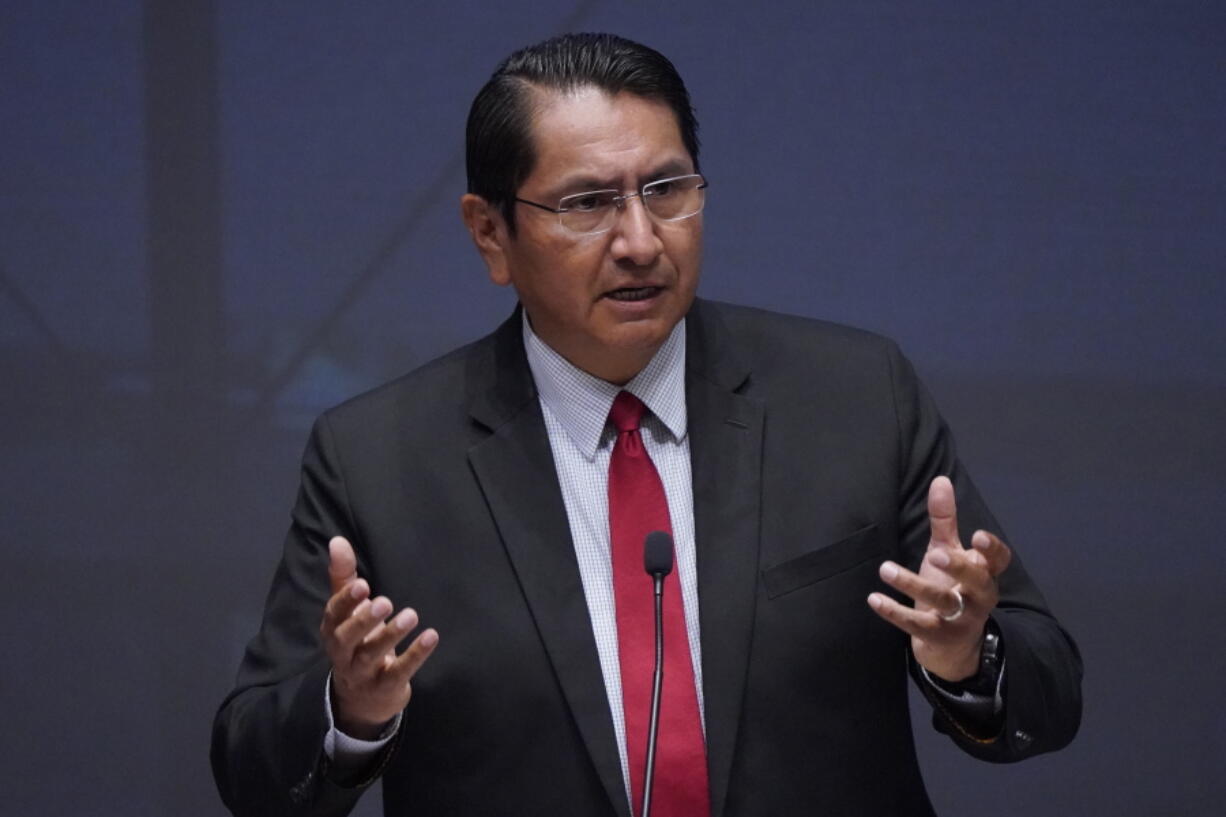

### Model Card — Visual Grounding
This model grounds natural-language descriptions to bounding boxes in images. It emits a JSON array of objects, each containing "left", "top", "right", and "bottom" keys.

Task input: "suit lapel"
[
  {"left": 686, "top": 301, "right": 763, "bottom": 817},
  {"left": 466, "top": 311, "right": 631, "bottom": 817}
]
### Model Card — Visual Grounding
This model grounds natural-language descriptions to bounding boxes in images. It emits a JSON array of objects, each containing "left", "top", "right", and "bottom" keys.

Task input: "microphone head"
[{"left": 643, "top": 531, "right": 674, "bottom": 577}]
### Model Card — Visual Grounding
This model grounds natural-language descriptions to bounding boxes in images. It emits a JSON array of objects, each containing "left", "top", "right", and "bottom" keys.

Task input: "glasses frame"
[{"left": 514, "top": 173, "right": 708, "bottom": 235}]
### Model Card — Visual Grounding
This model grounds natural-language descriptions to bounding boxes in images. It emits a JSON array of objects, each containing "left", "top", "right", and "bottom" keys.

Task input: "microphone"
[
  {"left": 644, "top": 530, "right": 674, "bottom": 578},
  {"left": 641, "top": 530, "right": 674, "bottom": 817}
]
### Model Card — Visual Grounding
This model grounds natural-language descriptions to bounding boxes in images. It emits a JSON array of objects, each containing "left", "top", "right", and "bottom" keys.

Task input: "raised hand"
[
  {"left": 320, "top": 536, "right": 439, "bottom": 739},
  {"left": 867, "top": 476, "right": 1012, "bottom": 681}
]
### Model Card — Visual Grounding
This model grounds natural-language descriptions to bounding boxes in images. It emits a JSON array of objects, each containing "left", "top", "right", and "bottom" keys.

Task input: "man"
[{"left": 212, "top": 33, "right": 1081, "bottom": 817}]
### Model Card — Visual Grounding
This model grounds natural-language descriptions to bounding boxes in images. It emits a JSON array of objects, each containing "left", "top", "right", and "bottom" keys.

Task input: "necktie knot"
[{"left": 609, "top": 390, "right": 647, "bottom": 434}]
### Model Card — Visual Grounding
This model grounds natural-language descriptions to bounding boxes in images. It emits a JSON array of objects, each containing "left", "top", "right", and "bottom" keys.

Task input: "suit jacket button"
[{"left": 1014, "top": 729, "right": 1032, "bottom": 744}]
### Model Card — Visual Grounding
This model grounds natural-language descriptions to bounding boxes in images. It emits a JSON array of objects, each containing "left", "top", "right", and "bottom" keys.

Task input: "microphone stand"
[
  {"left": 641, "top": 567, "right": 665, "bottom": 817},
  {"left": 640, "top": 531, "right": 673, "bottom": 817}
]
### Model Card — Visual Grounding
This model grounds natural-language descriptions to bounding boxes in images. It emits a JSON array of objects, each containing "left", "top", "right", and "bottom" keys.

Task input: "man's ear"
[{"left": 460, "top": 194, "right": 512, "bottom": 286}]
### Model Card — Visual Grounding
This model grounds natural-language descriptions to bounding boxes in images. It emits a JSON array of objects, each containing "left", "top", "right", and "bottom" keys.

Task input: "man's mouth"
[{"left": 605, "top": 286, "right": 662, "bottom": 302}]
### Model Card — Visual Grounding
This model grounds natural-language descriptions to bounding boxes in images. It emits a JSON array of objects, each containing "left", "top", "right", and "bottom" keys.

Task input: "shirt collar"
[{"left": 522, "top": 312, "right": 688, "bottom": 461}]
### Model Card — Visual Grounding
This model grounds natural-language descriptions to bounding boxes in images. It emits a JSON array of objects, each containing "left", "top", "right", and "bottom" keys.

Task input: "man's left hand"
[{"left": 867, "top": 475, "right": 1012, "bottom": 681}]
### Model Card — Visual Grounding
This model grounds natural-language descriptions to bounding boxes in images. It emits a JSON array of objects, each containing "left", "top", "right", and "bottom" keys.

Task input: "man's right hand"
[{"left": 321, "top": 536, "right": 439, "bottom": 740}]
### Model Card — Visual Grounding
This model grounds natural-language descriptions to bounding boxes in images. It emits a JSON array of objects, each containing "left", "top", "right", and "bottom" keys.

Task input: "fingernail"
[
  {"left": 421, "top": 629, "right": 439, "bottom": 647},
  {"left": 393, "top": 609, "right": 414, "bottom": 630},
  {"left": 930, "top": 550, "right": 950, "bottom": 568},
  {"left": 350, "top": 583, "right": 364, "bottom": 599},
  {"left": 867, "top": 594, "right": 882, "bottom": 610},
  {"left": 880, "top": 562, "right": 898, "bottom": 580},
  {"left": 371, "top": 599, "right": 392, "bottom": 617}
]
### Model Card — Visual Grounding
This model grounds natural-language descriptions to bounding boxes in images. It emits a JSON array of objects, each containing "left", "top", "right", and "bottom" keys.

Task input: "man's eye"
[
  {"left": 570, "top": 194, "right": 605, "bottom": 212},
  {"left": 647, "top": 181, "right": 675, "bottom": 197}
]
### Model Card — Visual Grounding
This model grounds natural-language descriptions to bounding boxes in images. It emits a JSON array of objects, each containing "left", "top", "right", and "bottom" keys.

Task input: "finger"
[
  {"left": 927, "top": 476, "right": 961, "bottom": 549},
  {"left": 972, "top": 530, "right": 1013, "bottom": 576},
  {"left": 329, "top": 536, "right": 358, "bottom": 595},
  {"left": 322, "top": 578, "right": 370, "bottom": 633},
  {"left": 334, "top": 596, "right": 394, "bottom": 654},
  {"left": 353, "top": 608, "right": 420, "bottom": 667},
  {"left": 926, "top": 548, "right": 998, "bottom": 600},
  {"left": 867, "top": 593, "right": 944, "bottom": 639},
  {"left": 931, "top": 540, "right": 1004, "bottom": 586},
  {"left": 878, "top": 562, "right": 962, "bottom": 614},
  {"left": 386, "top": 627, "right": 440, "bottom": 682}
]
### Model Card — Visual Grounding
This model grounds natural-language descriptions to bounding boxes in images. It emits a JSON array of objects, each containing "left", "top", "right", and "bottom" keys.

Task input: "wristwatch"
[{"left": 929, "top": 617, "right": 1004, "bottom": 697}]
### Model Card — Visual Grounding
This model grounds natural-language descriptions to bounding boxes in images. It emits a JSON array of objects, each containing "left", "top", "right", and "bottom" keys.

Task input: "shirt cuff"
[{"left": 323, "top": 672, "right": 402, "bottom": 771}]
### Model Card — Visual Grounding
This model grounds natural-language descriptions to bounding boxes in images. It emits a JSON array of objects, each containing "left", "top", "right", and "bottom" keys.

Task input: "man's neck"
[{"left": 523, "top": 320, "right": 663, "bottom": 386}]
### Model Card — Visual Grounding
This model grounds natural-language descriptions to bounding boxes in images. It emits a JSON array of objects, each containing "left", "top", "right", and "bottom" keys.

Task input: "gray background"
[{"left": 3, "top": 1, "right": 1223, "bottom": 815}]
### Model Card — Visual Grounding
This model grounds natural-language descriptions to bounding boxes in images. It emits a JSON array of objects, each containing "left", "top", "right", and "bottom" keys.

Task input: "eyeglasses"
[{"left": 514, "top": 174, "right": 708, "bottom": 235}]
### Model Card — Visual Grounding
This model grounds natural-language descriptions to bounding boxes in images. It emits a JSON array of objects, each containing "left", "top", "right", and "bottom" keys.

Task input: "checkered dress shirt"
[{"left": 523, "top": 314, "right": 704, "bottom": 807}]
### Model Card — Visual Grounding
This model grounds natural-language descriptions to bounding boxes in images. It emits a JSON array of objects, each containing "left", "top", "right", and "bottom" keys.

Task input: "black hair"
[{"left": 465, "top": 33, "right": 700, "bottom": 232}]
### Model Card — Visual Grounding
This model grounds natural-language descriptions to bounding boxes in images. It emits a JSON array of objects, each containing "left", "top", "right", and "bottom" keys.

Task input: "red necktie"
[{"left": 608, "top": 391, "right": 710, "bottom": 817}]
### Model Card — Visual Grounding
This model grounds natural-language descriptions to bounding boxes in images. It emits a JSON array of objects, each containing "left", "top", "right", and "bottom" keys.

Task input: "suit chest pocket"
[{"left": 761, "top": 524, "right": 882, "bottom": 599}]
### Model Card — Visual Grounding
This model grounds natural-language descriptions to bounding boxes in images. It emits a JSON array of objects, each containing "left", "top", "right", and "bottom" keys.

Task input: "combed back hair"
[{"left": 465, "top": 32, "right": 701, "bottom": 232}]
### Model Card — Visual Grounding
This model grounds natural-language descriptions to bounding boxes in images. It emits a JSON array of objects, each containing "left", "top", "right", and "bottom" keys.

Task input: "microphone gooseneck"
[{"left": 640, "top": 530, "right": 674, "bottom": 817}]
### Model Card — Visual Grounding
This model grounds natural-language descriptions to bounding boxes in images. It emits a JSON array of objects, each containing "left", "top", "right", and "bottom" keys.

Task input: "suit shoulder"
[{"left": 698, "top": 299, "right": 904, "bottom": 369}]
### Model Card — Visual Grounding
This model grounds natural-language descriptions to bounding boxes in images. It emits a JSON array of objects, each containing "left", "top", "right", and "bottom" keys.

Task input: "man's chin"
[{"left": 605, "top": 307, "right": 679, "bottom": 338}]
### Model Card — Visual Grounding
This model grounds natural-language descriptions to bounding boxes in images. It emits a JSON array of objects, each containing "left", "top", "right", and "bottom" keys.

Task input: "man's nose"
[{"left": 610, "top": 195, "right": 662, "bottom": 265}]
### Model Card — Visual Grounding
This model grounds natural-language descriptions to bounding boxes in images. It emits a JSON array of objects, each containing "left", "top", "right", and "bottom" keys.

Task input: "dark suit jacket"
[{"left": 212, "top": 299, "right": 1082, "bottom": 817}]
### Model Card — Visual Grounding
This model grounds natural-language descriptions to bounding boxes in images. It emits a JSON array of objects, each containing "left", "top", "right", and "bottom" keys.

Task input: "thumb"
[
  {"left": 927, "top": 476, "right": 961, "bottom": 549},
  {"left": 328, "top": 536, "right": 358, "bottom": 594}
]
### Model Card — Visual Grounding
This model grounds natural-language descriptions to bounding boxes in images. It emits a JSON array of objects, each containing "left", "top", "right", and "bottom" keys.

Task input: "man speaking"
[{"left": 212, "top": 32, "right": 1081, "bottom": 817}]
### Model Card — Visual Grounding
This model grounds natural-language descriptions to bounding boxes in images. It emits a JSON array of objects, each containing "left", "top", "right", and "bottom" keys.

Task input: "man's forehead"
[{"left": 522, "top": 85, "right": 692, "bottom": 186}]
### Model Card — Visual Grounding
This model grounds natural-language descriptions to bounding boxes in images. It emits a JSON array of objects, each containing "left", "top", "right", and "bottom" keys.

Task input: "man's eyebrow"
[
  {"left": 551, "top": 174, "right": 619, "bottom": 194},
  {"left": 547, "top": 158, "right": 696, "bottom": 197},
  {"left": 642, "top": 158, "right": 692, "bottom": 182}
]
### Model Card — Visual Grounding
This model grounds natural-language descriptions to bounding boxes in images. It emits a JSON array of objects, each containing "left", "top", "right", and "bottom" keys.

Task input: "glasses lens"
[
  {"left": 559, "top": 190, "right": 619, "bottom": 234},
  {"left": 643, "top": 175, "right": 705, "bottom": 221}
]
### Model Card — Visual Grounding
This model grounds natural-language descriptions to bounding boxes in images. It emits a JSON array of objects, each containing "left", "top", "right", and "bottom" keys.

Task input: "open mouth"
[{"left": 605, "top": 286, "right": 662, "bottom": 302}]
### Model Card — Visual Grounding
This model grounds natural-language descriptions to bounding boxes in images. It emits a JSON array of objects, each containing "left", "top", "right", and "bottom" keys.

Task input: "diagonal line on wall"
[
  {"left": 0, "top": 263, "right": 76, "bottom": 368},
  {"left": 245, "top": 0, "right": 603, "bottom": 421},
  {"left": 246, "top": 150, "right": 465, "bottom": 420}
]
